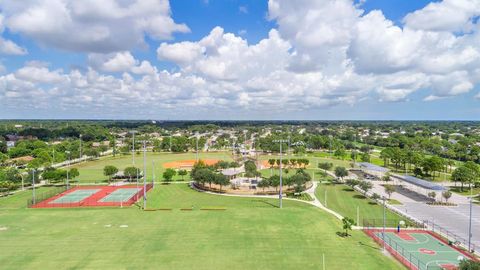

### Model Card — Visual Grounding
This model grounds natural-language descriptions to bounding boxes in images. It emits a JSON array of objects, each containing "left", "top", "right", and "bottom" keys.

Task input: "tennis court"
[
  {"left": 49, "top": 189, "right": 101, "bottom": 204},
  {"left": 366, "top": 229, "right": 476, "bottom": 270},
  {"left": 99, "top": 188, "right": 141, "bottom": 202},
  {"left": 30, "top": 184, "right": 153, "bottom": 208}
]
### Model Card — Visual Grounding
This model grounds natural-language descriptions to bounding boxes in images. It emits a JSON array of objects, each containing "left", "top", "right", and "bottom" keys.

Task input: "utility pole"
[{"left": 273, "top": 139, "right": 288, "bottom": 209}]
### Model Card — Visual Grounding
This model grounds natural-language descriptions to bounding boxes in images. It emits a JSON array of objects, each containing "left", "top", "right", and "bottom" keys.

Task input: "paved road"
[{"left": 395, "top": 202, "right": 480, "bottom": 251}]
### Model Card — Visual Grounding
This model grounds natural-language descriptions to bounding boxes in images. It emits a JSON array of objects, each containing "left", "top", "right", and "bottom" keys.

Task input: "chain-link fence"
[
  {"left": 423, "top": 220, "right": 476, "bottom": 254},
  {"left": 27, "top": 186, "right": 70, "bottom": 207}
]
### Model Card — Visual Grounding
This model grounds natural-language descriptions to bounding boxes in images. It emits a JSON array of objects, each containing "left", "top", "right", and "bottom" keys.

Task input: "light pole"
[
  {"left": 382, "top": 196, "right": 386, "bottom": 251},
  {"left": 195, "top": 133, "right": 199, "bottom": 162},
  {"left": 65, "top": 151, "right": 71, "bottom": 188},
  {"left": 353, "top": 132, "right": 356, "bottom": 167},
  {"left": 273, "top": 139, "right": 288, "bottom": 209},
  {"left": 152, "top": 161, "right": 155, "bottom": 188},
  {"left": 135, "top": 168, "right": 139, "bottom": 200},
  {"left": 288, "top": 134, "right": 291, "bottom": 156},
  {"left": 20, "top": 173, "right": 25, "bottom": 190},
  {"left": 32, "top": 170, "right": 36, "bottom": 205},
  {"left": 143, "top": 140, "right": 147, "bottom": 210},
  {"left": 468, "top": 195, "right": 473, "bottom": 252},
  {"left": 329, "top": 135, "right": 332, "bottom": 157},
  {"left": 79, "top": 134, "right": 83, "bottom": 162},
  {"left": 130, "top": 130, "right": 137, "bottom": 165}
]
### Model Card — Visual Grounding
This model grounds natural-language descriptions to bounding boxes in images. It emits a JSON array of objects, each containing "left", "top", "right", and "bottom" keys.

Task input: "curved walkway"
[{"left": 190, "top": 181, "right": 345, "bottom": 221}]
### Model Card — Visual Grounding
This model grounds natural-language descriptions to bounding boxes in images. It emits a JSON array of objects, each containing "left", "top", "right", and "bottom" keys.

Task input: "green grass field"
[
  {"left": 0, "top": 184, "right": 404, "bottom": 270},
  {"left": 0, "top": 187, "right": 57, "bottom": 209},
  {"left": 315, "top": 182, "right": 407, "bottom": 225},
  {"left": 70, "top": 152, "right": 232, "bottom": 183}
]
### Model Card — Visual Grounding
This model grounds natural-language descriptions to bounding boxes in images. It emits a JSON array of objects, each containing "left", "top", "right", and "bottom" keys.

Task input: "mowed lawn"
[
  {"left": 315, "top": 183, "right": 407, "bottom": 225},
  {"left": 70, "top": 151, "right": 232, "bottom": 183},
  {"left": 0, "top": 187, "right": 57, "bottom": 209},
  {"left": 0, "top": 184, "right": 404, "bottom": 270}
]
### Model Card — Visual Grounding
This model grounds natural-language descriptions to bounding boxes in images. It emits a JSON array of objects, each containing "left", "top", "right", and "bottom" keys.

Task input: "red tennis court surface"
[{"left": 31, "top": 184, "right": 153, "bottom": 208}]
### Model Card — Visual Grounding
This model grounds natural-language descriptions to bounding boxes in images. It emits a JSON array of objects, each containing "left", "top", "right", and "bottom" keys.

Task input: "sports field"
[
  {"left": 70, "top": 152, "right": 232, "bottom": 183},
  {"left": 50, "top": 189, "right": 100, "bottom": 204},
  {"left": 0, "top": 184, "right": 404, "bottom": 270},
  {"left": 365, "top": 229, "right": 475, "bottom": 270},
  {"left": 31, "top": 185, "right": 150, "bottom": 208}
]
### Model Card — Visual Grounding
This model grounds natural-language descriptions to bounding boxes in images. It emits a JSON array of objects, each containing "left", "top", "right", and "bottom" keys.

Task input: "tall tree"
[
  {"left": 334, "top": 166, "right": 348, "bottom": 180},
  {"left": 342, "top": 217, "right": 355, "bottom": 236},
  {"left": 163, "top": 168, "right": 177, "bottom": 184},
  {"left": 103, "top": 165, "right": 118, "bottom": 184},
  {"left": 384, "top": 184, "right": 396, "bottom": 199},
  {"left": 178, "top": 169, "right": 188, "bottom": 181}
]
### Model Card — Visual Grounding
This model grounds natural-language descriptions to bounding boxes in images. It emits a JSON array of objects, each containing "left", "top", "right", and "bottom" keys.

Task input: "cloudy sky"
[{"left": 1, "top": 0, "right": 480, "bottom": 120}]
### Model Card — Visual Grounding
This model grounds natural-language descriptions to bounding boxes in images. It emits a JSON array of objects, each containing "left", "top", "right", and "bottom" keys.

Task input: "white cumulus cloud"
[{"left": 1, "top": 0, "right": 189, "bottom": 53}]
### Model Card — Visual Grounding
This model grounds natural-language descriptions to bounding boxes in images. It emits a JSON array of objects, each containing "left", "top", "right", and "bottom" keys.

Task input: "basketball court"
[{"left": 365, "top": 229, "right": 476, "bottom": 270}]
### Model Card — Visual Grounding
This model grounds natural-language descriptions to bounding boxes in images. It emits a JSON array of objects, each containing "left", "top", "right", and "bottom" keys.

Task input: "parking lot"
[{"left": 395, "top": 202, "right": 480, "bottom": 251}]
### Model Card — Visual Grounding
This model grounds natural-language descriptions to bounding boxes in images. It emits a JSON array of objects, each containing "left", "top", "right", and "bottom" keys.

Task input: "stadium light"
[{"left": 273, "top": 139, "right": 288, "bottom": 209}]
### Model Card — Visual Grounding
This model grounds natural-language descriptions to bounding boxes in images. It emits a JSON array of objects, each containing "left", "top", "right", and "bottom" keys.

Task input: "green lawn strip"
[
  {"left": 286, "top": 192, "right": 314, "bottom": 201},
  {"left": 0, "top": 187, "right": 58, "bottom": 209},
  {"left": 0, "top": 184, "right": 403, "bottom": 270},
  {"left": 315, "top": 182, "right": 406, "bottom": 225},
  {"left": 388, "top": 199, "right": 403, "bottom": 205},
  {"left": 449, "top": 186, "right": 480, "bottom": 196}
]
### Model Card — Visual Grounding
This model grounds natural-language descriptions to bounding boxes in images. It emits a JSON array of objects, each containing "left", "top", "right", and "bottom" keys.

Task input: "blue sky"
[{"left": 0, "top": 0, "right": 479, "bottom": 120}]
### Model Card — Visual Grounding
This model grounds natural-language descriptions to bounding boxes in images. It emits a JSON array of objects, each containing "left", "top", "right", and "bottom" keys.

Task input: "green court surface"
[
  {"left": 377, "top": 231, "right": 468, "bottom": 270},
  {"left": 99, "top": 188, "right": 140, "bottom": 202},
  {"left": 50, "top": 189, "right": 100, "bottom": 204}
]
